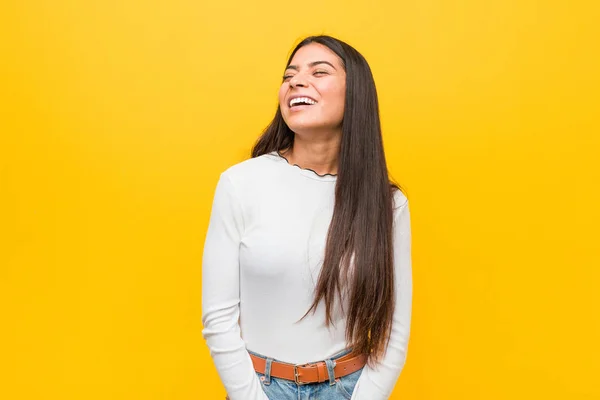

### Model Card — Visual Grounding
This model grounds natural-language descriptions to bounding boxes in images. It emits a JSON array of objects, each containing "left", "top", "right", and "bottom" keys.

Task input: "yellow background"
[{"left": 1, "top": 1, "right": 599, "bottom": 399}]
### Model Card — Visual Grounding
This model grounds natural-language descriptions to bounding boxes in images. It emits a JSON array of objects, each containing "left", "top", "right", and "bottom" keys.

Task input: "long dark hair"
[{"left": 251, "top": 35, "right": 401, "bottom": 366}]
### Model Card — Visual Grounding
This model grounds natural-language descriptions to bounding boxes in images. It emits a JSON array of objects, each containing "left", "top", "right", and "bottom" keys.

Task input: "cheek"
[
  {"left": 327, "top": 86, "right": 346, "bottom": 115},
  {"left": 322, "top": 82, "right": 346, "bottom": 109},
  {"left": 337, "top": 83, "right": 346, "bottom": 105},
  {"left": 278, "top": 86, "right": 287, "bottom": 108}
]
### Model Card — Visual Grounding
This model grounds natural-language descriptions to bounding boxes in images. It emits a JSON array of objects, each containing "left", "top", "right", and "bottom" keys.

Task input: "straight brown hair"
[{"left": 251, "top": 35, "right": 402, "bottom": 367}]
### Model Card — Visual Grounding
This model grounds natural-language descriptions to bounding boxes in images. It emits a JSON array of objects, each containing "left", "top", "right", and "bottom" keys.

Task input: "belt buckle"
[{"left": 293, "top": 365, "right": 307, "bottom": 385}]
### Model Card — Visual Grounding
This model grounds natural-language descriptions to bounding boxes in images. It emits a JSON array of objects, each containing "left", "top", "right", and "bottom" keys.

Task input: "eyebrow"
[{"left": 285, "top": 60, "right": 337, "bottom": 71}]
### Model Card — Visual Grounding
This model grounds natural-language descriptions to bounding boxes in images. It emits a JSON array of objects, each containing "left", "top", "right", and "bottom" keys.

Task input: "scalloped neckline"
[{"left": 272, "top": 151, "right": 338, "bottom": 180}]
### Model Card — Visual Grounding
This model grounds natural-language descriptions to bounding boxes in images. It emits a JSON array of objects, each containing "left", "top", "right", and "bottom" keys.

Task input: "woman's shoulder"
[
  {"left": 392, "top": 186, "right": 409, "bottom": 212},
  {"left": 220, "top": 152, "right": 280, "bottom": 186}
]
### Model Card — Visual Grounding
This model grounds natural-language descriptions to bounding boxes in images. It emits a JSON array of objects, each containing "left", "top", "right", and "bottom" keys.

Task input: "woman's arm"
[
  {"left": 351, "top": 197, "right": 413, "bottom": 399},
  {"left": 201, "top": 172, "right": 268, "bottom": 400}
]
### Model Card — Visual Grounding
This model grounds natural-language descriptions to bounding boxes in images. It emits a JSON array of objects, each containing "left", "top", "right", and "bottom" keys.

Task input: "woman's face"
[{"left": 278, "top": 43, "right": 346, "bottom": 136}]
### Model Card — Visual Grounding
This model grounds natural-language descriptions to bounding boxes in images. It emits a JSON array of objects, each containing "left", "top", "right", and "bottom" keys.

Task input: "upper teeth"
[{"left": 290, "top": 97, "right": 317, "bottom": 107}]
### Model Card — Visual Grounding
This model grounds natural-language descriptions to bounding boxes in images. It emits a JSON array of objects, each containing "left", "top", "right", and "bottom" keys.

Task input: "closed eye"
[{"left": 282, "top": 70, "right": 329, "bottom": 82}]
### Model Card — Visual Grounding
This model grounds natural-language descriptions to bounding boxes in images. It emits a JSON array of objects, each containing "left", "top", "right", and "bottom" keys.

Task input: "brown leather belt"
[{"left": 249, "top": 351, "right": 367, "bottom": 385}]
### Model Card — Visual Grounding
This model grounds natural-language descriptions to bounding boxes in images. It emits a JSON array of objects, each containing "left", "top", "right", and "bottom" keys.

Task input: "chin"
[{"left": 285, "top": 119, "right": 328, "bottom": 132}]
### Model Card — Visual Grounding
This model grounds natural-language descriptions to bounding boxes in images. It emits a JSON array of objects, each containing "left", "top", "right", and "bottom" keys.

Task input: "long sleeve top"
[{"left": 201, "top": 151, "right": 413, "bottom": 400}]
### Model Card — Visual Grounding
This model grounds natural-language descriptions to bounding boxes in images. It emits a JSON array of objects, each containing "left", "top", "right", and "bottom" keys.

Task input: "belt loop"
[
  {"left": 263, "top": 357, "right": 273, "bottom": 385},
  {"left": 325, "top": 358, "right": 336, "bottom": 386}
]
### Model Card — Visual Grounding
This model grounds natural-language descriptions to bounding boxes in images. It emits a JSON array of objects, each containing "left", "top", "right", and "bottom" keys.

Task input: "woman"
[{"left": 202, "top": 35, "right": 412, "bottom": 400}]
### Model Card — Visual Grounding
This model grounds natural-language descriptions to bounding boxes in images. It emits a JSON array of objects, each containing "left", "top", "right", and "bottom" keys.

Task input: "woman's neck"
[{"left": 280, "top": 138, "right": 340, "bottom": 176}]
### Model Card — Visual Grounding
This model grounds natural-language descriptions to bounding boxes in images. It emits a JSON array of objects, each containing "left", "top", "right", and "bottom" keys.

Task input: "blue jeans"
[{"left": 249, "top": 348, "right": 363, "bottom": 400}]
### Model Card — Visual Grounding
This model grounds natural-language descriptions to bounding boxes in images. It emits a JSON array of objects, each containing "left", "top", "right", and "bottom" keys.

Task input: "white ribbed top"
[{"left": 201, "top": 151, "right": 412, "bottom": 400}]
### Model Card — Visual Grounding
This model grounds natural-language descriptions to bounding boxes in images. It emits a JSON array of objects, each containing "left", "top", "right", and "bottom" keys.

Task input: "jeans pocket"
[
  {"left": 335, "top": 368, "right": 363, "bottom": 399},
  {"left": 256, "top": 372, "right": 270, "bottom": 386}
]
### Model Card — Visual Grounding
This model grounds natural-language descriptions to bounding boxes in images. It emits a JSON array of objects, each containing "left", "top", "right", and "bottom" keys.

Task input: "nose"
[{"left": 289, "top": 75, "right": 307, "bottom": 88}]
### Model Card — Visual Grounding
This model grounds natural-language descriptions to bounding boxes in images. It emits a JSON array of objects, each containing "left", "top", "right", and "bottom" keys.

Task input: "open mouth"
[{"left": 289, "top": 97, "right": 318, "bottom": 108}]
